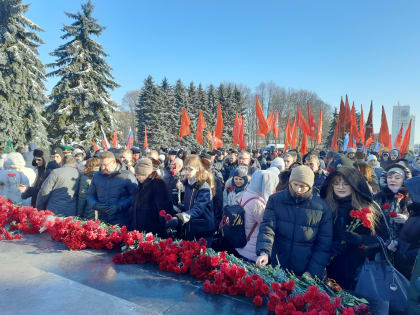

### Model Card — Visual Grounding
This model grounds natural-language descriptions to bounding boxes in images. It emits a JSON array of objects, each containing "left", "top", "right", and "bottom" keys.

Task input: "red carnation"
[
  {"left": 165, "top": 214, "right": 173, "bottom": 222},
  {"left": 382, "top": 203, "right": 391, "bottom": 210},
  {"left": 7, "top": 173, "right": 16, "bottom": 177},
  {"left": 359, "top": 244, "right": 365, "bottom": 249},
  {"left": 389, "top": 211, "right": 397, "bottom": 218},
  {"left": 361, "top": 207, "right": 371, "bottom": 214},
  {"left": 253, "top": 295, "right": 263, "bottom": 307},
  {"left": 159, "top": 210, "right": 166, "bottom": 217},
  {"left": 395, "top": 193, "right": 404, "bottom": 200},
  {"left": 210, "top": 256, "right": 220, "bottom": 267}
]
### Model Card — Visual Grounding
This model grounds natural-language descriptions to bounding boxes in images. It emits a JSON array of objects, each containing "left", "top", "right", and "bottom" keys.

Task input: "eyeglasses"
[{"left": 333, "top": 182, "right": 350, "bottom": 188}]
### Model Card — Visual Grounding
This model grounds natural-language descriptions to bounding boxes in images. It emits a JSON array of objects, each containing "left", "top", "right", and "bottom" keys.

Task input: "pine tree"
[
  {"left": 173, "top": 79, "right": 192, "bottom": 149},
  {"left": 46, "top": 0, "right": 119, "bottom": 147},
  {"left": 325, "top": 108, "right": 340, "bottom": 149},
  {"left": 0, "top": 0, "right": 48, "bottom": 150},
  {"left": 205, "top": 84, "right": 217, "bottom": 129}
]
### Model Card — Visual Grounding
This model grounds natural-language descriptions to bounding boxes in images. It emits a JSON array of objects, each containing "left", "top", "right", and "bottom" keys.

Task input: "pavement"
[{"left": 0, "top": 233, "right": 266, "bottom": 315}]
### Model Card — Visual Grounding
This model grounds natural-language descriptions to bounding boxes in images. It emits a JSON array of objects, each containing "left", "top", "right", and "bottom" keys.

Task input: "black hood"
[
  {"left": 404, "top": 176, "right": 420, "bottom": 204},
  {"left": 320, "top": 166, "right": 373, "bottom": 203},
  {"left": 327, "top": 153, "right": 354, "bottom": 171},
  {"left": 32, "top": 148, "right": 51, "bottom": 168}
]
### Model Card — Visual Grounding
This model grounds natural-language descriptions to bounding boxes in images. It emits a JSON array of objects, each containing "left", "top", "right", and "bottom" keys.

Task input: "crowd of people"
[{"left": 0, "top": 143, "right": 419, "bottom": 311}]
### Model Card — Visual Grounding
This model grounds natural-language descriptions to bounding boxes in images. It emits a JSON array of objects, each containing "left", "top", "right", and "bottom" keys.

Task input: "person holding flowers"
[{"left": 321, "top": 166, "right": 387, "bottom": 290}]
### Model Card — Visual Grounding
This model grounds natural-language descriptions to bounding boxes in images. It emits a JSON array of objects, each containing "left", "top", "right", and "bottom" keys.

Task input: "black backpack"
[{"left": 218, "top": 196, "right": 266, "bottom": 248}]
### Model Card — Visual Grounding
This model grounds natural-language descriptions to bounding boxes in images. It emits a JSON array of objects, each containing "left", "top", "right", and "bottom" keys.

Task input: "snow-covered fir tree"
[
  {"left": 0, "top": 0, "right": 49, "bottom": 149},
  {"left": 46, "top": 0, "right": 119, "bottom": 147},
  {"left": 158, "top": 77, "right": 177, "bottom": 148},
  {"left": 136, "top": 75, "right": 164, "bottom": 149}
]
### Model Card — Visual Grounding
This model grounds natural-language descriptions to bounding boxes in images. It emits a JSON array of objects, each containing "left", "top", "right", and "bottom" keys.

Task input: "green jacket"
[{"left": 408, "top": 249, "right": 420, "bottom": 315}]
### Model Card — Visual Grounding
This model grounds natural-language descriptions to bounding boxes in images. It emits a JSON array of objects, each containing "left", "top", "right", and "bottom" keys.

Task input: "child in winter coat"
[{"left": 222, "top": 166, "right": 249, "bottom": 208}]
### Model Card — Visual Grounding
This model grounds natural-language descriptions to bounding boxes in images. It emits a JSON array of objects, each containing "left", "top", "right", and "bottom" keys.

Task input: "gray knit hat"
[
  {"left": 135, "top": 158, "right": 154, "bottom": 176},
  {"left": 289, "top": 165, "right": 314, "bottom": 188}
]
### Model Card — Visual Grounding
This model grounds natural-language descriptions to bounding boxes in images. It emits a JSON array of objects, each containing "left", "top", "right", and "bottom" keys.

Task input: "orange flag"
[
  {"left": 215, "top": 102, "right": 223, "bottom": 140},
  {"left": 207, "top": 131, "right": 223, "bottom": 150},
  {"left": 273, "top": 110, "right": 279, "bottom": 139},
  {"left": 378, "top": 106, "right": 392, "bottom": 151},
  {"left": 307, "top": 102, "right": 317, "bottom": 139},
  {"left": 256, "top": 96, "right": 269, "bottom": 137},
  {"left": 144, "top": 126, "right": 149, "bottom": 150},
  {"left": 331, "top": 121, "right": 339, "bottom": 151},
  {"left": 179, "top": 107, "right": 191, "bottom": 139},
  {"left": 266, "top": 111, "right": 274, "bottom": 133},
  {"left": 359, "top": 104, "right": 365, "bottom": 145},
  {"left": 296, "top": 104, "right": 310, "bottom": 135},
  {"left": 195, "top": 110, "right": 207, "bottom": 145},
  {"left": 300, "top": 131, "right": 308, "bottom": 155},
  {"left": 291, "top": 116, "right": 298, "bottom": 149},
  {"left": 316, "top": 109, "right": 323, "bottom": 146},
  {"left": 400, "top": 119, "right": 412, "bottom": 156},
  {"left": 112, "top": 128, "right": 118, "bottom": 148},
  {"left": 92, "top": 139, "right": 99, "bottom": 152},
  {"left": 393, "top": 123, "right": 404, "bottom": 150},
  {"left": 283, "top": 116, "right": 291, "bottom": 151},
  {"left": 348, "top": 127, "right": 356, "bottom": 149},
  {"left": 364, "top": 101, "right": 374, "bottom": 147}
]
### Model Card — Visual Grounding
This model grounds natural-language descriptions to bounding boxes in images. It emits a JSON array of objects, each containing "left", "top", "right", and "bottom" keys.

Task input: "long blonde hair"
[
  {"left": 184, "top": 155, "right": 215, "bottom": 195},
  {"left": 324, "top": 175, "right": 381, "bottom": 234}
]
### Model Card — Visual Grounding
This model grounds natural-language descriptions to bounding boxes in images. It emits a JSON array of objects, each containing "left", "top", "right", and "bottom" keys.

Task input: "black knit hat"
[{"left": 320, "top": 166, "right": 373, "bottom": 202}]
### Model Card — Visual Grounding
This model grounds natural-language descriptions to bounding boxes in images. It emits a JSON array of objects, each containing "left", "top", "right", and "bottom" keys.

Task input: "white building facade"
[{"left": 392, "top": 105, "right": 416, "bottom": 150}]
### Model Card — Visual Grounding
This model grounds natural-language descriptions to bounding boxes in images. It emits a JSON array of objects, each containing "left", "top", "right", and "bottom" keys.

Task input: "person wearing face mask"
[
  {"left": 380, "top": 151, "right": 391, "bottom": 168},
  {"left": 166, "top": 155, "right": 215, "bottom": 245},
  {"left": 256, "top": 165, "right": 333, "bottom": 279},
  {"left": 320, "top": 166, "right": 388, "bottom": 290},
  {"left": 129, "top": 158, "right": 173, "bottom": 236}
]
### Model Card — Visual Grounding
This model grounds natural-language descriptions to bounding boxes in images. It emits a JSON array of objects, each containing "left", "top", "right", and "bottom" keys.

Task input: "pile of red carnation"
[{"left": 0, "top": 196, "right": 53, "bottom": 241}]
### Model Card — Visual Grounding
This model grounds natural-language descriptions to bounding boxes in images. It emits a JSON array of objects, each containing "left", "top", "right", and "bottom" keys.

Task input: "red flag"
[
  {"left": 331, "top": 121, "right": 339, "bottom": 151},
  {"left": 256, "top": 96, "right": 269, "bottom": 137},
  {"left": 273, "top": 110, "right": 279, "bottom": 139},
  {"left": 364, "top": 101, "right": 374, "bottom": 147},
  {"left": 316, "top": 110, "right": 323, "bottom": 146},
  {"left": 400, "top": 119, "right": 412, "bottom": 156},
  {"left": 144, "top": 126, "right": 149, "bottom": 150},
  {"left": 378, "top": 106, "right": 392, "bottom": 151},
  {"left": 348, "top": 128, "right": 356, "bottom": 149},
  {"left": 337, "top": 97, "right": 345, "bottom": 137},
  {"left": 283, "top": 116, "right": 291, "bottom": 151},
  {"left": 179, "top": 107, "right": 191, "bottom": 139},
  {"left": 232, "top": 113, "right": 240, "bottom": 146},
  {"left": 215, "top": 101, "right": 223, "bottom": 139},
  {"left": 207, "top": 130, "right": 223, "bottom": 150},
  {"left": 307, "top": 102, "right": 317, "bottom": 139},
  {"left": 300, "top": 131, "right": 308, "bottom": 155},
  {"left": 359, "top": 105, "right": 365, "bottom": 145},
  {"left": 266, "top": 111, "right": 274, "bottom": 133},
  {"left": 393, "top": 123, "right": 404, "bottom": 150},
  {"left": 195, "top": 110, "right": 207, "bottom": 145},
  {"left": 92, "top": 139, "right": 99, "bottom": 152},
  {"left": 350, "top": 103, "right": 360, "bottom": 142},
  {"left": 291, "top": 116, "right": 298, "bottom": 149},
  {"left": 238, "top": 114, "right": 246, "bottom": 150},
  {"left": 344, "top": 95, "right": 351, "bottom": 133},
  {"left": 296, "top": 104, "right": 310, "bottom": 135},
  {"left": 112, "top": 128, "right": 118, "bottom": 148}
]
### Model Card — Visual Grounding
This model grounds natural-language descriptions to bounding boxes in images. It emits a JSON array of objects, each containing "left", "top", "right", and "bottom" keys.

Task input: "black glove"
[
  {"left": 102, "top": 204, "right": 121, "bottom": 216},
  {"left": 344, "top": 231, "right": 363, "bottom": 246},
  {"left": 166, "top": 217, "right": 179, "bottom": 230}
]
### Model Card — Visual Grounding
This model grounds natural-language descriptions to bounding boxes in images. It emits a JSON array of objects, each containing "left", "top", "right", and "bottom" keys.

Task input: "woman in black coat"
[
  {"left": 321, "top": 166, "right": 389, "bottom": 291},
  {"left": 130, "top": 158, "right": 173, "bottom": 236}
]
